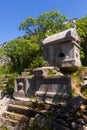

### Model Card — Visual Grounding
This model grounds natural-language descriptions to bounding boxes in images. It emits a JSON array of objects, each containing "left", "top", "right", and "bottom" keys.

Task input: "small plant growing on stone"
[
  {"left": 81, "top": 86, "right": 87, "bottom": 97},
  {"left": 48, "top": 70, "right": 56, "bottom": 76},
  {"left": 27, "top": 115, "right": 53, "bottom": 130},
  {"left": 71, "top": 88, "right": 76, "bottom": 95}
]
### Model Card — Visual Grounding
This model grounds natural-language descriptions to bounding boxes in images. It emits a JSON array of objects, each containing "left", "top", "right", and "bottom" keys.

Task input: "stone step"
[
  {"left": 9, "top": 99, "right": 53, "bottom": 110},
  {"left": 0, "top": 124, "right": 15, "bottom": 130},
  {"left": 7, "top": 104, "right": 37, "bottom": 116},
  {"left": 0, "top": 114, "right": 29, "bottom": 130},
  {"left": 2, "top": 111, "right": 28, "bottom": 121},
  {"left": 9, "top": 99, "right": 36, "bottom": 108},
  {"left": 9, "top": 99, "right": 60, "bottom": 111},
  {"left": 0, "top": 116, "right": 19, "bottom": 127},
  {"left": 7, "top": 103, "right": 52, "bottom": 118}
]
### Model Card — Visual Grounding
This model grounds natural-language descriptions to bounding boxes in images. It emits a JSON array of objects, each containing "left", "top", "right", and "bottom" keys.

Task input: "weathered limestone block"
[
  {"left": 21, "top": 71, "right": 30, "bottom": 77},
  {"left": 13, "top": 67, "right": 72, "bottom": 105},
  {"left": 57, "top": 95, "right": 83, "bottom": 117},
  {"left": 35, "top": 75, "right": 72, "bottom": 104},
  {"left": 13, "top": 77, "right": 34, "bottom": 99},
  {"left": 33, "top": 66, "right": 61, "bottom": 77},
  {"left": 41, "top": 28, "right": 81, "bottom": 70}
]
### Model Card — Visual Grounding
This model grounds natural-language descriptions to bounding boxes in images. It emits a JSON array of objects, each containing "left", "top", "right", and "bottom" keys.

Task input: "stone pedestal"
[
  {"left": 13, "top": 67, "right": 72, "bottom": 105},
  {"left": 35, "top": 75, "right": 72, "bottom": 104}
]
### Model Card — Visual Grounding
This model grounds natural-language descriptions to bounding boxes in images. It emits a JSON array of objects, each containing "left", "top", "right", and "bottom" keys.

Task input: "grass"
[
  {"left": 71, "top": 88, "right": 77, "bottom": 95},
  {"left": 81, "top": 86, "right": 87, "bottom": 97},
  {"left": 47, "top": 70, "right": 56, "bottom": 76}
]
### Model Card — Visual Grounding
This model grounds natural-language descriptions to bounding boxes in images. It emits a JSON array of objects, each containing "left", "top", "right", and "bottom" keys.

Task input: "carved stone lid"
[{"left": 42, "top": 28, "right": 80, "bottom": 45}]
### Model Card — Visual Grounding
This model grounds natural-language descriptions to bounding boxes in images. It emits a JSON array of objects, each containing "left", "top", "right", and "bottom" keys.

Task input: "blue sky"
[{"left": 0, "top": 0, "right": 87, "bottom": 45}]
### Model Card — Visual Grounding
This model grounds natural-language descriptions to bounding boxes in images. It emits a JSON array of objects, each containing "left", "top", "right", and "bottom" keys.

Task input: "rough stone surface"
[
  {"left": 41, "top": 28, "right": 81, "bottom": 69},
  {"left": 35, "top": 75, "right": 72, "bottom": 104},
  {"left": 57, "top": 95, "right": 83, "bottom": 117},
  {"left": 33, "top": 66, "right": 61, "bottom": 77},
  {"left": 13, "top": 70, "right": 71, "bottom": 105},
  {"left": 42, "top": 28, "right": 80, "bottom": 44}
]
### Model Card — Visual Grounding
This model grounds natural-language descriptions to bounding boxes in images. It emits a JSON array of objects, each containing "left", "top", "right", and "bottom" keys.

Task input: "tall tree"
[
  {"left": 76, "top": 16, "right": 87, "bottom": 65},
  {"left": 19, "top": 10, "right": 68, "bottom": 40},
  {"left": 4, "top": 38, "right": 43, "bottom": 73}
]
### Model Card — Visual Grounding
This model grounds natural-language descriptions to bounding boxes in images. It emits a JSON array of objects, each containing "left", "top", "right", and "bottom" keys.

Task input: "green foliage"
[
  {"left": 1, "top": 11, "right": 87, "bottom": 76},
  {"left": 27, "top": 116, "right": 53, "bottom": 130},
  {"left": 71, "top": 88, "right": 76, "bottom": 95},
  {"left": 27, "top": 122, "right": 50, "bottom": 130},
  {"left": 18, "top": 10, "right": 69, "bottom": 73},
  {"left": 19, "top": 10, "right": 68, "bottom": 40},
  {"left": 77, "top": 16, "right": 87, "bottom": 65},
  {"left": 0, "top": 47, "right": 5, "bottom": 56},
  {"left": 4, "top": 38, "right": 42, "bottom": 73},
  {"left": 3, "top": 73, "right": 18, "bottom": 96},
  {"left": 0, "top": 66, "right": 6, "bottom": 75},
  {"left": 73, "top": 66, "right": 86, "bottom": 79},
  {"left": 81, "top": 86, "right": 87, "bottom": 97},
  {"left": 29, "top": 56, "right": 49, "bottom": 72},
  {"left": 48, "top": 70, "right": 56, "bottom": 76}
]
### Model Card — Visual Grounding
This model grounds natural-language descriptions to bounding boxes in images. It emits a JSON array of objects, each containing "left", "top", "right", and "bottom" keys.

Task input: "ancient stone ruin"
[
  {"left": 0, "top": 28, "right": 86, "bottom": 130},
  {"left": 41, "top": 28, "right": 81, "bottom": 70},
  {"left": 13, "top": 67, "right": 72, "bottom": 105}
]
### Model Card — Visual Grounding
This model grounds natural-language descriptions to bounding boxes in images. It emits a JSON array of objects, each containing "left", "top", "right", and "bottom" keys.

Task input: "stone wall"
[{"left": 13, "top": 67, "right": 72, "bottom": 105}]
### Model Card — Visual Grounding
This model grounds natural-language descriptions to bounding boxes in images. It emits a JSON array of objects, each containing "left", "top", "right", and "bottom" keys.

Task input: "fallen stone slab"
[{"left": 57, "top": 95, "right": 83, "bottom": 118}]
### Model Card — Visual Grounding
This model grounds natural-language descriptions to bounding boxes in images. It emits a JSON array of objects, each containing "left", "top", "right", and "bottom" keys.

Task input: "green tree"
[
  {"left": 4, "top": 37, "right": 48, "bottom": 73},
  {"left": 76, "top": 16, "right": 87, "bottom": 65},
  {"left": 19, "top": 10, "right": 68, "bottom": 40},
  {"left": 4, "top": 38, "right": 40, "bottom": 73}
]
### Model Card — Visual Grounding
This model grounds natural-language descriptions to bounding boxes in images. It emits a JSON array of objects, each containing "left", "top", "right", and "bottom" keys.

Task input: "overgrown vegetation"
[
  {"left": 71, "top": 88, "right": 77, "bottom": 95},
  {"left": 77, "top": 16, "right": 87, "bottom": 65},
  {"left": 81, "top": 86, "right": 87, "bottom": 97},
  {"left": 3, "top": 73, "right": 18, "bottom": 96},
  {"left": 0, "top": 10, "right": 87, "bottom": 96},
  {"left": 27, "top": 115, "right": 53, "bottom": 130},
  {"left": 19, "top": 10, "right": 68, "bottom": 41}
]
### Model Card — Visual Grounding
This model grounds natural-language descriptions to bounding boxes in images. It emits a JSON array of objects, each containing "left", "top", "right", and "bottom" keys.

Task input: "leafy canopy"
[
  {"left": 4, "top": 10, "right": 68, "bottom": 73},
  {"left": 19, "top": 10, "right": 68, "bottom": 40},
  {"left": 4, "top": 38, "right": 43, "bottom": 73},
  {"left": 77, "top": 16, "right": 87, "bottom": 65}
]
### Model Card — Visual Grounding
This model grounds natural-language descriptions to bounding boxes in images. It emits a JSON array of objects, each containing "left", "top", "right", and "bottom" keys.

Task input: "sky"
[{"left": 0, "top": 0, "right": 87, "bottom": 45}]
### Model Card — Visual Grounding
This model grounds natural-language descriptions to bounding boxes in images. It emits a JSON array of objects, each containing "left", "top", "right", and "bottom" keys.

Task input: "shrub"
[{"left": 3, "top": 73, "right": 18, "bottom": 96}]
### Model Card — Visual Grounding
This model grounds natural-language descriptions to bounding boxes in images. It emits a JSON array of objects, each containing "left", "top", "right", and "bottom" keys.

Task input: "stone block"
[
  {"left": 41, "top": 28, "right": 81, "bottom": 69},
  {"left": 13, "top": 73, "right": 71, "bottom": 105},
  {"left": 57, "top": 95, "right": 83, "bottom": 117},
  {"left": 35, "top": 76, "right": 72, "bottom": 104},
  {"left": 33, "top": 66, "right": 57, "bottom": 77}
]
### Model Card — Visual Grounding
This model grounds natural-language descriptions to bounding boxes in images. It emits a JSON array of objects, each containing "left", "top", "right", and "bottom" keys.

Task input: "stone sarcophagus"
[
  {"left": 13, "top": 67, "right": 72, "bottom": 105},
  {"left": 41, "top": 28, "right": 81, "bottom": 70},
  {"left": 35, "top": 75, "right": 72, "bottom": 104}
]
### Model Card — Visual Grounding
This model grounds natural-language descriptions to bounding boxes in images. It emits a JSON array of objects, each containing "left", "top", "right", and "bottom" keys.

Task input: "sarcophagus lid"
[{"left": 42, "top": 28, "right": 80, "bottom": 45}]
